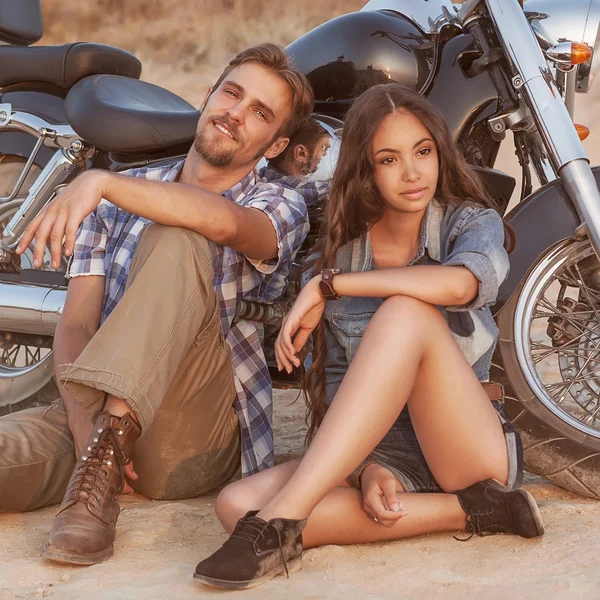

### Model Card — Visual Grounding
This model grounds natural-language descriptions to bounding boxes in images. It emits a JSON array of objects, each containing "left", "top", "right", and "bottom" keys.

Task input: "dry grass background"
[{"left": 39, "top": 0, "right": 364, "bottom": 104}]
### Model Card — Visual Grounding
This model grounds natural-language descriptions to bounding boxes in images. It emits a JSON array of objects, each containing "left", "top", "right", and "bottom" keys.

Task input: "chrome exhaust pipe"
[{"left": 0, "top": 280, "right": 66, "bottom": 335}]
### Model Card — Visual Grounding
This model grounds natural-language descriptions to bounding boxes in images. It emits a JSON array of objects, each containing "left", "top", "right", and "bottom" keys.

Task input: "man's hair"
[
  {"left": 269, "top": 118, "right": 328, "bottom": 169},
  {"left": 213, "top": 43, "right": 314, "bottom": 139}
]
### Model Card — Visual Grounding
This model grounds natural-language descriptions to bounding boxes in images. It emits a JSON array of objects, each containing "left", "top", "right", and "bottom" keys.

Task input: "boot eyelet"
[
  {"left": 123, "top": 420, "right": 129, "bottom": 426},
  {"left": 109, "top": 449, "right": 114, "bottom": 455},
  {"left": 106, "top": 460, "right": 112, "bottom": 466},
  {"left": 97, "top": 428, "right": 103, "bottom": 433},
  {"left": 93, "top": 437, "right": 99, "bottom": 443},
  {"left": 117, "top": 429, "right": 123, "bottom": 436},
  {"left": 81, "top": 455, "right": 88, "bottom": 461}
]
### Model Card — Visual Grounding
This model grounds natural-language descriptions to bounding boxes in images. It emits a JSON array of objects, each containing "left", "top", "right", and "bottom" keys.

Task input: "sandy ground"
[{"left": 2, "top": 390, "right": 600, "bottom": 600}]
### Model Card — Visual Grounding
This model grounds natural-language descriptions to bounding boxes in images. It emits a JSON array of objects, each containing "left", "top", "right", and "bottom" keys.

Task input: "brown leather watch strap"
[{"left": 319, "top": 268, "right": 341, "bottom": 300}]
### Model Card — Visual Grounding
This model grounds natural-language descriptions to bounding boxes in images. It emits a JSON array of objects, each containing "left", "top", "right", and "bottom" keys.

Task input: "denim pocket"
[{"left": 330, "top": 312, "right": 374, "bottom": 363}]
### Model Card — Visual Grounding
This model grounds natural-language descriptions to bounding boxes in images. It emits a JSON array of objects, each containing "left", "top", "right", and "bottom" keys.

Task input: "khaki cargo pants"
[{"left": 0, "top": 224, "right": 240, "bottom": 512}]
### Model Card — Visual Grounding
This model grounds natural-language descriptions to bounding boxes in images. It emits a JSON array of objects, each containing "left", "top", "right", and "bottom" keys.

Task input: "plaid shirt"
[
  {"left": 259, "top": 164, "right": 330, "bottom": 207},
  {"left": 68, "top": 160, "right": 316, "bottom": 475}
]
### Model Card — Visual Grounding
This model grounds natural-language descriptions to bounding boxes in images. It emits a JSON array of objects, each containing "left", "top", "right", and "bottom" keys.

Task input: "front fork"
[{"left": 482, "top": 0, "right": 600, "bottom": 254}]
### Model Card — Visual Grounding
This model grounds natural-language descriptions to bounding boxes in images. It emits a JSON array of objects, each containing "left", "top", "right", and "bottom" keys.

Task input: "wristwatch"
[{"left": 319, "top": 268, "right": 341, "bottom": 300}]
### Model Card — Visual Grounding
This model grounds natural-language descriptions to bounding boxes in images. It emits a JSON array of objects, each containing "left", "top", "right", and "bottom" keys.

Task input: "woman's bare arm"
[{"left": 327, "top": 265, "right": 479, "bottom": 307}]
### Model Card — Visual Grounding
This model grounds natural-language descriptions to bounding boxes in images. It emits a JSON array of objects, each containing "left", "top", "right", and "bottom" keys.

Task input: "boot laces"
[
  {"left": 69, "top": 426, "right": 123, "bottom": 504},
  {"left": 454, "top": 508, "right": 510, "bottom": 541},
  {"left": 231, "top": 516, "right": 291, "bottom": 579}
]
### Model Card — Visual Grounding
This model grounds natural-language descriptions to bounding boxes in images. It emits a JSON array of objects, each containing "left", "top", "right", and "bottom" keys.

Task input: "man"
[
  {"left": 266, "top": 118, "right": 331, "bottom": 180},
  {"left": 0, "top": 43, "right": 315, "bottom": 565}
]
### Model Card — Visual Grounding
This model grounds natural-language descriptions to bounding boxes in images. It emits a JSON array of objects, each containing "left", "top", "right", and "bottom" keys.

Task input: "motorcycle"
[{"left": 1, "top": 0, "right": 600, "bottom": 499}]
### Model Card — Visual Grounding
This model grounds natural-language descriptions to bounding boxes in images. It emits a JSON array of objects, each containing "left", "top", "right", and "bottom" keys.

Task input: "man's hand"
[
  {"left": 16, "top": 170, "right": 107, "bottom": 270},
  {"left": 122, "top": 462, "right": 139, "bottom": 495},
  {"left": 361, "top": 463, "right": 408, "bottom": 527}
]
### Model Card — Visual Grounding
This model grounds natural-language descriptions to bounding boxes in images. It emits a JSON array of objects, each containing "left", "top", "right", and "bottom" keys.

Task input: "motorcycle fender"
[
  {"left": 492, "top": 168, "right": 600, "bottom": 314},
  {"left": 0, "top": 87, "right": 67, "bottom": 164}
]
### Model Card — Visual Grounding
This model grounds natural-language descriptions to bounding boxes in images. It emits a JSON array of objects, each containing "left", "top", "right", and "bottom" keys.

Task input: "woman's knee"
[
  {"left": 215, "top": 481, "right": 259, "bottom": 532},
  {"left": 375, "top": 296, "right": 442, "bottom": 332}
]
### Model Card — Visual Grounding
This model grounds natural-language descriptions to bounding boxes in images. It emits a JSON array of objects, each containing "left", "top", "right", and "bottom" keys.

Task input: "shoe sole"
[
  {"left": 194, "top": 557, "right": 302, "bottom": 590},
  {"left": 489, "top": 478, "right": 545, "bottom": 538},
  {"left": 41, "top": 542, "right": 114, "bottom": 565}
]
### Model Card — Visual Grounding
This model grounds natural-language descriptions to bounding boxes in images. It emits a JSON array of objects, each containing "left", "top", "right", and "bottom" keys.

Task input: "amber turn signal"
[
  {"left": 575, "top": 124, "right": 590, "bottom": 141},
  {"left": 571, "top": 43, "right": 593, "bottom": 65}
]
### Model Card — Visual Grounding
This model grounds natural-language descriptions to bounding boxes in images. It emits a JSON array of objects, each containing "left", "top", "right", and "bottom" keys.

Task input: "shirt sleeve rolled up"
[{"left": 443, "top": 207, "right": 510, "bottom": 311}]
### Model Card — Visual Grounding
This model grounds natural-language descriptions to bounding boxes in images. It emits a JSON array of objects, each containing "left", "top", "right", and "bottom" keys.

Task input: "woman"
[{"left": 194, "top": 84, "right": 544, "bottom": 590}]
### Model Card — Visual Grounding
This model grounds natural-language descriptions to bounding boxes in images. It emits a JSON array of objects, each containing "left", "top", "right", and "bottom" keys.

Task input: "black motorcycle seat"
[
  {"left": 0, "top": 43, "right": 142, "bottom": 88},
  {"left": 64, "top": 75, "right": 200, "bottom": 153}
]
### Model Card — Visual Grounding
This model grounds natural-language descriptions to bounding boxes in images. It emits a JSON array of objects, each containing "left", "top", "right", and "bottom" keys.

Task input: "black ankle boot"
[
  {"left": 455, "top": 479, "right": 544, "bottom": 540},
  {"left": 194, "top": 511, "right": 307, "bottom": 590}
]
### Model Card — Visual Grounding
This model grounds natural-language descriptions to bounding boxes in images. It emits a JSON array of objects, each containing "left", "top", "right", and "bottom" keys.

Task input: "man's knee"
[
  {"left": 128, "top": 224, "right": 213, "bottom": 288},
  {"left": 138, "top": 224, "right": 212, "bottom": 265}
]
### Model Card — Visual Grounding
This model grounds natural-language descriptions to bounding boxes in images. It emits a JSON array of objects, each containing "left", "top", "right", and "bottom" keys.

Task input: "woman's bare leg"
[
  {"left": 216, "top": 460, "right": 466, "bottom": 547},
  {"left": 257, "top": 296, "right": 508, "bottom": 522}
]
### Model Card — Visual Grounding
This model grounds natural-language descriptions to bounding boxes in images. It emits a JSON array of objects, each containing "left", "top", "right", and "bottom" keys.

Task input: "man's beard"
[
  {"left": 194, "top": 115, "right": 277, "bottom": 167},
  {"left": 194, "top": 129, "right": 236, "bottom": 168}
]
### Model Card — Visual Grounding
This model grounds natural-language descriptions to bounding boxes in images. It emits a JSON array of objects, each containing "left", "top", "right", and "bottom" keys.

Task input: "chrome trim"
[
  {"left": 1, "top": 149, "right": 82, "bottom": 248},
  {"left": 360, "top": 0, "right": 457, "bottom": 34},
  {"left": 524, "top": 0, "right": 600, "bottom": 93},
  {"left": 560, "top": 160, "right": 600, "bottom": 246},
  {"left": 0, "top": 352, "right": 53, "bottom": 408},
  {"left": 530, "top": 17, "right": 557, "bottom": 51},
  {"left": 0, "top": 280, "right": 66, "bottom": 335},
  {"left": 485, "top": 0, "right": 587, "bottom": 167},
  {"left": 0, "top": 135, "right": 44, "bottom": 203},
  {"left": 513, "top": 238, "right": 600, "bottom": 440},
  {"left": 546, "top": 41, "right": 578, "bottom": 68},
  {"left": 0, "top": 104, "right": 79, "bottom": 148},
  {"left": 486, "top": 0, "right": 600, "bottom": 256}
]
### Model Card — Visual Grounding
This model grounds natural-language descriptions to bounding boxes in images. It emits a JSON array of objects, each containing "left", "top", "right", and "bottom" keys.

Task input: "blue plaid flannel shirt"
[{"left": 68, "top": 159, "right": 325, "bottom": 476}]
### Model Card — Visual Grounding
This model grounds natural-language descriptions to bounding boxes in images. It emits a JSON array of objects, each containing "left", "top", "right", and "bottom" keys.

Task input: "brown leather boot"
[{"left": 42, "top": 411, "right": 141, "bottom": 565}]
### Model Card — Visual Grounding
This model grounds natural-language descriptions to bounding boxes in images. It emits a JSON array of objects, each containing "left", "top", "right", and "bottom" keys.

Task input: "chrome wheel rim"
[
  {"left": 515, "top": 238, "right": 600, "bottom": 439},
  {"left": 0, "top": 161, "right": 61, "bottom": 402}
]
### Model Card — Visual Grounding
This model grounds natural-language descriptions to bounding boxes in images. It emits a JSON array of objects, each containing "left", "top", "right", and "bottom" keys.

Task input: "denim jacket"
[{"left": 319, "top": 199, "right": 510, "bottom": 404}]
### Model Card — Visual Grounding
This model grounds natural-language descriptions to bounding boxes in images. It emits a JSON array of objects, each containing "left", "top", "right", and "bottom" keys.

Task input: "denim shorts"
[{"left": 361, "top": 398, "right": 523, "bottom": 494}]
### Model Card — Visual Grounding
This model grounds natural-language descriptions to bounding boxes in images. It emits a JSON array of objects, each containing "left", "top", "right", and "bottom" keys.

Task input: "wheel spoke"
[
  {"left": 0, "top": 342, "right": 51, "bottom": 370},
  {"left": 517, "top": 241, "right": 600, "bottom": 439}
]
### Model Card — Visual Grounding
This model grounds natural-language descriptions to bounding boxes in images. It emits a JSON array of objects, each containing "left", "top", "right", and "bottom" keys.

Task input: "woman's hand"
[
  {"left": 275, "top": 275, "right": 326, "bottom": 373},
  {"left": 16, "top": 170, "right": 108, "bottom": 270},
  {"left": 361, "top": 463, "right": 408, "bottom": 527}
]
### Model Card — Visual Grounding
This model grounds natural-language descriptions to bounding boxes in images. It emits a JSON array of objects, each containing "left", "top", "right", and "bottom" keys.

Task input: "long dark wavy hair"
[{"left": 303, "top": 83, "right": 512, "bottom": 443}]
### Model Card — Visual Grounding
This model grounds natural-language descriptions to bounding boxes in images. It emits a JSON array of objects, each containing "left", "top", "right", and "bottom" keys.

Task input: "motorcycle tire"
[
  {"left": 0, "top": 156, "right": 59, "bottom": 415},
  {"left": 493, "top": 238, "right": 600, "bottom": 499},
  {"left": 0, "top": 377, "right": 59, "bottom": 417}
]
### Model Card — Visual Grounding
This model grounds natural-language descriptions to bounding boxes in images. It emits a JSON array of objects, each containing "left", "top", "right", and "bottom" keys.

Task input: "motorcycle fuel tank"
[{"left": 286, "top": 10, "right": 434, "bottom": 114}]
